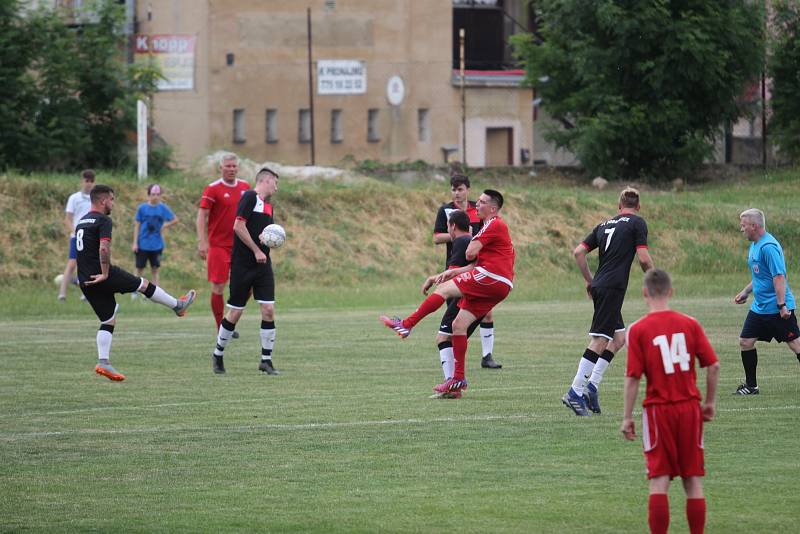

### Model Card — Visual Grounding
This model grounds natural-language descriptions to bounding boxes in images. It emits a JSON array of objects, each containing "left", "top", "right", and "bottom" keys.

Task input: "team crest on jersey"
[
  {"left": 753, "top": 264, "right": 759, "bottom": 274},
  {"left": 456, "top": 272, "right": 473, "bottom": 282}
]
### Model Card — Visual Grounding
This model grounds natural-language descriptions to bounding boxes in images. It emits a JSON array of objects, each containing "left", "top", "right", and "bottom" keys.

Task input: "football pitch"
[{"left": 1, "top": 294, "right": 798, "bottom": 532}]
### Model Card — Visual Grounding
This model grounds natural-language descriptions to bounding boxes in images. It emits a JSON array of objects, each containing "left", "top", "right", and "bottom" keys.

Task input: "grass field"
[{"left": 2, "top": 288, "right": 798, "bottom": 532}]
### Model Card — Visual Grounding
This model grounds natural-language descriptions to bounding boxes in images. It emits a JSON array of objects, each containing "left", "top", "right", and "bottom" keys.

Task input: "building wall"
[{"left": 138, "top": 0, "right": 539, "bottom": 168}]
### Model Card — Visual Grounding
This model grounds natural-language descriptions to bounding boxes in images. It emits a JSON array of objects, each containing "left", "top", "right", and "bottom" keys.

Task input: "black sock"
[
  {"left": 796, "top": 352, "right": 800, "bottom": 364},
  {"left": 437, "top": 341, "right": 452, "bottom": 351},
  {"left": 741, "top": 349, "right": 758, "bottom": 387},
  {"left": 600, "top": 349, "right": 615, "bottom": 363},
  {"left": 583, "top": 348, "right": 600, "bottom": 363}
]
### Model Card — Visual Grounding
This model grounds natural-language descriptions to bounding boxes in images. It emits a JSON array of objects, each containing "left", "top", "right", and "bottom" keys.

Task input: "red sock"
[
  {"left": 648, "top": 494, "right": 669, "bottom": 534},
  {"left": 211, "top": 293, "right": 225, "bottom": 329},
  {"left": 686, "top": 498, "right": 706, "bottom": 534},
  {"left": 452, "top": 334, "right": 467, "bottom": 379},
  {"left": 402, "top": 293, "right": 445, "bottom": 329}
]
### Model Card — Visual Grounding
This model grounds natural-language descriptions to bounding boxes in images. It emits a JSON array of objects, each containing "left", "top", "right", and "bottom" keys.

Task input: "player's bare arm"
[
  {"left": 433, "top": 232, "right": 451, "bottom": 245},
  {"left": 163, "top": 216, "right": 179, "bottom": 231},
  {"left": 620, "top": 375, "right": 640, "bottom": 440},
  {"left": 734, "top": 282, "right": 753, "bottom": 304},
  {"left": 86, "top": 240, "right": 111, "bottom": 285},
  {"left": 64, "top": 212, "right": 74, "bottom": 236},
  {"left": 465, "top": 239, "right": 483, "bottom": 261},
  {"left": 636, "top": 247, "right": 654, "bottom": 272},
  {"left": 196, "top": 207, "right": 210, "bottom": 259},
  {"left": 423, "top": 264, "right": 474, "bottom": 294},
  {"left": 132, "top": 220, "right": 140, "bottom": 252},
  {"left": 573, "top": 244, "right": 593, "bottom": 297},
  {"left": 773, "top": 274, "right": 791, "bottom": 319},
  {"left": 234, "top": 218, "right": 266, "bottom": 263},
  {"left": 702, "top": 362, "right": 720, "bottom": 422}
]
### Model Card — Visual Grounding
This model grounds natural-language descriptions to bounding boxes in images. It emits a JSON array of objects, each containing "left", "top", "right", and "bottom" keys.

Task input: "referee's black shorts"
[
  {"left": 740, "top": 309, "right": 800, "bottom": 343},
  {"left": 589, "top": 286, "right": 626, "bottom": 340},
  {"left": 80, "top": 266, "right": 142, "bottom": 323},
  {"left": 228, "top": 261, "right": 274, "bottom": 309}
]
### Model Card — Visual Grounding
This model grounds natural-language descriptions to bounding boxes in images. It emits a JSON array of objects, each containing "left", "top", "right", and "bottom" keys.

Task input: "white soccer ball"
[
  {"left": 259, "top": 224, "right": 286, "bottom": 249},
  {"left": 54, "top": 274, "right": 64, "bottom": 286}
]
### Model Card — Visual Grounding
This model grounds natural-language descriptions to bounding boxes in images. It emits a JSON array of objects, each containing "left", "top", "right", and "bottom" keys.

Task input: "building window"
[
  {"left": 233, "top": 109, "right": 246, "bottom": 144},
  {"left": 367, "top": 108, "right": 380, "bottom": 143},
  {"left": 266, "top": 109, "right": 278, "bottom": 143},
  {"left": 298, "top": 109, "right": 311, "bottom": 143},
  {"left": 331, "top": 109, "right": 343, "bottom": 143},
  {"left": 226, "top": 53, "right": 235, "bottom": 66},
  {"left": 417, "top": 108, "right": 430, "bottom": 142}
]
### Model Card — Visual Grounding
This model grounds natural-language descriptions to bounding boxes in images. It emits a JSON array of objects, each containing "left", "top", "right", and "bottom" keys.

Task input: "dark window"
[
  {"left": 233, "top": 109, "right": 246, "bottom": 144},
  {"left": 331, "top": 109, "right": 343, "bottom": 143},
  {"left": 299, "top": 109, "right": 311, "bottom": 143},
  {"left": 266, "top": 109, "right": 278, "bottom": 143},
  {"left": 367, "top": 109, "right": 380, "bottom": 143}
]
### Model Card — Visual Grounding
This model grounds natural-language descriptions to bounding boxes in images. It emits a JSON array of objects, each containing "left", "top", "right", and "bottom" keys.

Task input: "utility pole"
[
  {"left": 459, "top": 28, "right": 466, "bottom": 165},
  {"left": 307, "top": 7, "right": 316, "bottom": 165}
]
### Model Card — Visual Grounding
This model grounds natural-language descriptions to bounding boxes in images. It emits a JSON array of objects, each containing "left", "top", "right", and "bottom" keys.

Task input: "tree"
[
  {"left": 512, "top": 0, "right": 765, "bottom": 179},
  {"left": 769, "top": 0, "right": 800, "bottom": 163},
  {"left": 0, "top": 0, "right": 160, "bottom": 171}
]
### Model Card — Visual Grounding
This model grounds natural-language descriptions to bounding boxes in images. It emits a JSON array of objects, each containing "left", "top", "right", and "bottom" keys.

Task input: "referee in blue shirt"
[{"left": 733, "top": 208, "right": 800, "bottom": 395}]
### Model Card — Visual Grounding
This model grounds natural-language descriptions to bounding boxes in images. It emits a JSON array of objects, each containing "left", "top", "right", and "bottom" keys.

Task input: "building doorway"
[{"left": 485, "top": 127, "right": 513, "bottom": 166}]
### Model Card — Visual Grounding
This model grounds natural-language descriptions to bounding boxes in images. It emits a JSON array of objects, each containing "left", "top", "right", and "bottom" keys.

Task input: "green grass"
[{"left": 1, "top": 288, "right": 799, "bottom": 532}]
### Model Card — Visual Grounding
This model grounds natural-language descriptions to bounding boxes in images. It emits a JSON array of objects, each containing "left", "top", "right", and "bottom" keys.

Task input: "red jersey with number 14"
[
  {"left": 626, "top": 310, "right": 718, "bottom": 406},
  {"left": 472, "top": 215, "right": 515, "bottom": 288},
  {"left": 199, "top": 178, "right": 250, "bottom": 248}
]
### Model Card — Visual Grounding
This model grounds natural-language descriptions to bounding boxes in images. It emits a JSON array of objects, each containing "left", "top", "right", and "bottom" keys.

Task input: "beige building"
[{"left": 132, "top": 0, "right": 567, "bottom": 168}]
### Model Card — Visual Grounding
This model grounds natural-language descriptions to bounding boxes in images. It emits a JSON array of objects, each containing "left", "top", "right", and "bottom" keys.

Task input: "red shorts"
[
  {"left": 642, "top": 400, "right": 705, "bottom": 479},
  {"left": 452, "top": 269, "right": 511, "bottom": 318},
  {"left": 207, "top": 246, "right": 232, "bottom": 284}
]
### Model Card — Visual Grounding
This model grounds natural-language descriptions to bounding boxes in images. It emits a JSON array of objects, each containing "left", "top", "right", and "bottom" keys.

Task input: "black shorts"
[
  {"left": 437, "top": 297, "right": 483, "bottom": 337},
  {"left": 228, "top": 261, "right": 274, "bottom": 309},
  {"left": 135, "top": 249, "right": 162, "bottom": 269},
  {"left": 80, "top": 266, "right": 142, "bottom": 323},
  {"left": 740, "top": 309, "right": 800, "bottom": 343},
  {"left": 589, "top": 286, "right": 626, "bottom": 340}
]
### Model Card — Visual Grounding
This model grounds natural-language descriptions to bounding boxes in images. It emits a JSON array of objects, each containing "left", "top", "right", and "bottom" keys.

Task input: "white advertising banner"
[
  {"left": 317, "top": 60, "right": 366, "bottom": 95},
  {"left": 134, "top": 34, "right": 196, "bottom": 91}
]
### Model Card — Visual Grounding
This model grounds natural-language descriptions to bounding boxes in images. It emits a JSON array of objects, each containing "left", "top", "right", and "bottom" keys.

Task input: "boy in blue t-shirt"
[
  {"left": 132, "top": 184, "right": 178, "bottom": 290},
  {"left": 734, "top": 208, "right": 800, "bottom": 395}
]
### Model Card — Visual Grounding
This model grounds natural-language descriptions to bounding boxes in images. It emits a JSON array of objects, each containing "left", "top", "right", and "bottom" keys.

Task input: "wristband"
[{"left": 778, "top": 303, "right": 786, "bottom": 309}]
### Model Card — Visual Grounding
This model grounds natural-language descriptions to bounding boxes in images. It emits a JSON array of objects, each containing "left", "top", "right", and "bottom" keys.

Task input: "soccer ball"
[
  {"left": 54, "top": 274, "right": 64, "bottom": 286},
  {"left": 259, "top": 224, "right": 286, "bottom": 249}
]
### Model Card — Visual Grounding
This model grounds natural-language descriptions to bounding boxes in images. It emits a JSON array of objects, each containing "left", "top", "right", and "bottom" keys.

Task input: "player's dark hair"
[
  {"left": 448, "top": 209, "right": 470, "bottom": 232},
  {"left": 644, "top": 269, "right": 672, "bottom": 297},
  {"left": 81, "top": 169, "right": 95, "bottom": 181},
  {"left": 450, "top": 174, "right": 470, "bottom": 189},
  {"left": 256, "top": 167, "right": 279, "bottom": 182},
  {"left": 90, "top": 184, "right": 114, "bottom": 203},
  {"left": 147, "top": 183, "right": 161, "bottom": 195},
  {"left": 619, "top": 187, "right": 640, "bottom": 208},
  {"left": 483, "top": 189, "right": 504, "bottom": 209}
]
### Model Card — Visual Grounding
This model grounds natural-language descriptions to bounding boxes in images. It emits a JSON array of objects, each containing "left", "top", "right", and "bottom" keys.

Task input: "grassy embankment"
[{"left": 1, "top": 167, "right": 798, "bottom": 317}]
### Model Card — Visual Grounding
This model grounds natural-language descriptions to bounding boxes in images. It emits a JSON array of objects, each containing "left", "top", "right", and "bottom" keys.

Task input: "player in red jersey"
[
  {"left": 381, "top": 189, "right": 515, "bottom": 396},
  {"left": 622, "top": 269, "right": 720, "bottom": 534},
  {"left": 196, "top": 153, "right": 250, "bottom": 333}
]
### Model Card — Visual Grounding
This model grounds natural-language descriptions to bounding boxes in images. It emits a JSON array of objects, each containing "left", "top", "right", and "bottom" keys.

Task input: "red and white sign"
[{"left": 134, "top": 34, "right": 196, "bottom": 91}]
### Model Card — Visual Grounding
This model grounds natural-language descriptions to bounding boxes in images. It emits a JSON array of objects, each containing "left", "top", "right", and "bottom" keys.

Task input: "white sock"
[
  {"left": 260, "top": 328, "right": 275, "bottom": 361},
  {"left": 439, "top": 345, "right": 454, "bottom": 379},
  {"left": 148, "top": 286, "right": 178, "bottom": 309},
  {"left": 480, "top": 325, "right": 495, "bottom": 357},
  {"left": 571, "top": 357, "right": 596, "bottom": 396},
  {"left": 589, "top": 358, "right": 611, "bottom": 388},
  {"left": 214, "top": 323, "right": 235, "bottom": 357},
  {"left": 97, "top": 330, "right": 113, "bottom": 360}
]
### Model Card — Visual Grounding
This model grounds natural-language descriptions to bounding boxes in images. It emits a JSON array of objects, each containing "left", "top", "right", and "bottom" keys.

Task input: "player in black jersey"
[
  {"left": 210, "top": 168, "right": 281, "bottom": 376},
  {"left": 562, "top": 187, "right": 654, "bottom": 415},
  {"left": 76, "top": 184, "right": 196, "bottom": 381},
  {"left": 432, "top": 175, "right": 501, "bottom": 369}
]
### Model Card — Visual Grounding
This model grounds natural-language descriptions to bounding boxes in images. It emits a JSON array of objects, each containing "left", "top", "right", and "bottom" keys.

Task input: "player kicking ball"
[
  {"left": 621, "top": 269, "right": 719, "bottom": 534},
  {"left": 76, "top": 185, "right": 196, "bottom": 381},
  {"left": 381, "top": 190, "right": 515, "bottom": 397},
  {"left": 209, "top": 168, "right": 281, "bottom": 375}
]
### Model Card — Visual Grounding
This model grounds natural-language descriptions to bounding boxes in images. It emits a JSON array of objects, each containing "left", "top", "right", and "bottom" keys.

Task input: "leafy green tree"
[
  {"left": 0, "top": 0, "right": 160, "bottom": 171},
  {"left": 769, "top": 0, "right": 800, "bottom": 163},
  {"left": 512, "top": 1, "right": 765, "bottom": 179}
]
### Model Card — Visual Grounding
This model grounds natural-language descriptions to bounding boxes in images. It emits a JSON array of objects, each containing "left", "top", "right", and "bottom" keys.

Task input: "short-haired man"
[
  {"left": 210, "top": 168, "right": 281, "bottom": 376},
  {"left": 563, "top": 187, "right": 654, "bottom": 416},
  {"left": 733, "top": 208, "right": 800, "bottom": 395},
  {"left": 622, "top": 269, "right": 720, "bottom": 534},
  {"left": 432, "top": 174, "right": 501, "bottom": 369},
  {"left": 196, "top": 153, "right": 250, "bottom": 337},
  {"left": 77, "top": 185, "right": 195, "bottom": 381},
  {"left": 382, "top": 189, "right": 515, "bottom": 396},
  {"left": 58, "top": 169, "right": 95, "bottom": 301}
]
